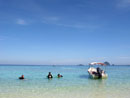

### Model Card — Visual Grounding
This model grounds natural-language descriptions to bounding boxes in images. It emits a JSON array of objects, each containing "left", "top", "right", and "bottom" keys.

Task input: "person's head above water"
[
  {"left": 47, "top": 72, "right": 53, "bottom": 78},
  {"left": 19, "top": 75, "right": 24, "bottom": 79},
  {"left": 57, "top": 74, "right": 63, "bottom": 78},
  {"left": 21, "top": 75, "right": 24, "bottom": 78}
]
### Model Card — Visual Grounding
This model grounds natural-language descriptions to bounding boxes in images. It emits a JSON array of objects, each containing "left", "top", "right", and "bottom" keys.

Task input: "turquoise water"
[{"left": 0, "top": 65, "right": 130, "bottom": 98}]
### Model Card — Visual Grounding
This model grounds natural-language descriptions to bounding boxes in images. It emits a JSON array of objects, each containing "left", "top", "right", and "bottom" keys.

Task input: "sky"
[{"left": 0, "top": 0, "right": 130, "bottom": 65}]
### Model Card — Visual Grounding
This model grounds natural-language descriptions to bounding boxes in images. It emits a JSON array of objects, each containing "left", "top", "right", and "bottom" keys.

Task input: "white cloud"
[
  {"left": 119, "top": 56, "right": 130, "bottom": 59},
  {"left": 89, "top": 57, "right": 108, "bottom": 62},
  {"left": 0, "top": 36, "right": 7, "bottom": 41},
  {"left": 42, "top": 16, "right": 60, "bottom": 23},
  {"left": 0, "top": 38, "right": 3, "bottom": 40},
  {"left": 16, "top": 19, "right": 27, "bottom": 25},
  {"left": 45, "top": 17, "right": 59, "bottom": 21},
  {"left": 54, "top": 23, "right": 86, "bottom": 28},
  {"left": 117, "top": 0, "right": 130, "bottom": 7},
  {"left": 42, "top": 16, "right": 100, "bottom": 29}
]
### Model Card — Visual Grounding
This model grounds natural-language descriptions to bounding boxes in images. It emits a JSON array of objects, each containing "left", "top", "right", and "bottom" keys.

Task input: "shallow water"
[{"left": 0, "top": 65, "right": 130, "bottom": 98}]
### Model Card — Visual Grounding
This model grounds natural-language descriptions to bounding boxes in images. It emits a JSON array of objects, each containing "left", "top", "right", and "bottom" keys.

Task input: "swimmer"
[
  {"left": 47, "top": 72, "right": 53, "bottom": 79},
  {"left": 19, "top": 75, "right": 24, "bottom": 79},
  {"left": 57, "top": 74, "right": 63, "bottom": 78}
]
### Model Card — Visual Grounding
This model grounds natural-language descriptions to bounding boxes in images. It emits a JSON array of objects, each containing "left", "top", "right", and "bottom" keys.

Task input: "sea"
[{"left": 0, "top": 65, "right": 130, "bottom": 98}]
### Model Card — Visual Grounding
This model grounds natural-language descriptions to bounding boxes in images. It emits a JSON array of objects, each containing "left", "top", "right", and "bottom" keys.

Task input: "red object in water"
[{"left": 21, "top": 75, "right": 24, "bottom": 78}]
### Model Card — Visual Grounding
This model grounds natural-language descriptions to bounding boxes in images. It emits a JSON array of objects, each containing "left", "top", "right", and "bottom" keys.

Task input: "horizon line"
[{"left": 0, "top": 64, "right": 130, "bottom": 66}]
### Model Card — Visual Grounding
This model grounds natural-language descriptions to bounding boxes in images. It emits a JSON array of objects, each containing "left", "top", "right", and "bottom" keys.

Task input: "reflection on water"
[{"left": 79, "top": 74, "right": 89, "bottom": 79}]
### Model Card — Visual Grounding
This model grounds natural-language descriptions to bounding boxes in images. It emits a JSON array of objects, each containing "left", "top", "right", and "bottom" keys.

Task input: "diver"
[
  {"left": 57, "top": 74, "right": 63, "bottom": 78},
  {"left": 47, "top": 72, "right": 53, "bottom": 79},
  {"left": 97, "top": 67, "right": 102, "bottom": 79},
  {"left": 19, "top": 75, "right": 24, "bottom": 80}
]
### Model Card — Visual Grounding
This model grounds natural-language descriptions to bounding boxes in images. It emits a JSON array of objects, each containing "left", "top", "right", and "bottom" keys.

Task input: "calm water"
[{"left": 0, "top": 65, "right": 130, "bottom": 98}]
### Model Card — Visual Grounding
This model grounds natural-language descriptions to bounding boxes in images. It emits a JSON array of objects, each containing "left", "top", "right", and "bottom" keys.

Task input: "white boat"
[{"left": 88, "top": 62, "right": 108, "bottom": 79}]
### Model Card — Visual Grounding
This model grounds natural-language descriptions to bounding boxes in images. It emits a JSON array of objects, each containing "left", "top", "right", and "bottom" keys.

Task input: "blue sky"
[{"left": 0, "top": 0, "right": 130, "bottom": 65}]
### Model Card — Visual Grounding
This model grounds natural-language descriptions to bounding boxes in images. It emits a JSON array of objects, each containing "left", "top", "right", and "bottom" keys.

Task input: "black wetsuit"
[
  {"left": 97, "top": 67, "right": 102, "bottom": 79},
  {"left": 19, "top": 77, "right": 24, "bottom": 79},
  {"left": 47, "top": 75, "right": 53, "bottom": 79}
]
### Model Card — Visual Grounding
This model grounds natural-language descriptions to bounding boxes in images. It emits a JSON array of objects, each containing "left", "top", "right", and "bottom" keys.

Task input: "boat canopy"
[{"left": 89, "top": 62, "right": 106, "bottom": 66}]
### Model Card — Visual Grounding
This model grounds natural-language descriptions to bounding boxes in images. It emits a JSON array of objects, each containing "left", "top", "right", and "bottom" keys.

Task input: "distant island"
[
  {"left": 104, "top": 61, "right": 111, "bottom": 65},
  {"left": 78, "top": 64, "right": 84, "bottom": 66}
]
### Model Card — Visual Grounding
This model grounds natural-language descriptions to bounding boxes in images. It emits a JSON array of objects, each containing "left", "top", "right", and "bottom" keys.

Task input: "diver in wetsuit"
[
  {"left": 97, "top": 67, "right": 102, "bottom": 79},
  {"left": 47, "top": 72, "right": 53, "bottom": 79}
]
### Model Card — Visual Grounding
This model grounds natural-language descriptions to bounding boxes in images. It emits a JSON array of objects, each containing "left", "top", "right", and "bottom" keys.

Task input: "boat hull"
[
  {"left": 88, "top": 73, "right": 108, "bottom": 79},
  {"left": 88, "top": 67, "right": 108, "bottom": 79}
]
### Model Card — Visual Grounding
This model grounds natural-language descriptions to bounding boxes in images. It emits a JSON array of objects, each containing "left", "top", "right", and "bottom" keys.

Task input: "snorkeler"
[
  {"left": 57, "top": 74, "right": 63, "bottom": 78},
  {"left": 19, "top": 75, "right": 24, "bottom": 79},
  {"left": 47, "top": 72, "right": 53, "bottom": 79}
]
